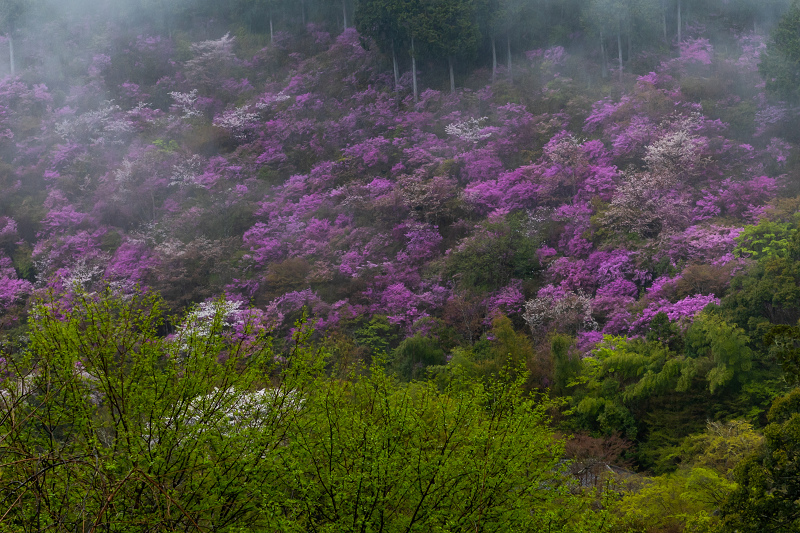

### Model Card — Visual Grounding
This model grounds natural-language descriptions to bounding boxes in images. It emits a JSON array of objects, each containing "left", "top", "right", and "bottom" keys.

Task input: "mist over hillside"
[{"left": 2, "top": 1, "right": 800, "bottom": 531}]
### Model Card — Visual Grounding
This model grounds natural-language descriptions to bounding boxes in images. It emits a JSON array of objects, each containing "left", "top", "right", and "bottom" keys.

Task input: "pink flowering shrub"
[
  {"left": 693, "top": 177, "right": 777, "bottom": 222},
  {"left": 0, "top": 6, "right": 792, "bottom": 355},
  {"left": 679, "top": 39, "right": 714, "bottom": 66},
  {"left": 0, "top": 253, "right": 32, "bottom": 311},
  {"left": 484, "top": 281, "right": 526, "bottom": 323},
  {"left": 666, "top": 225, "right": 743, "bottom": 265},
  {"left": 631, "top": 294, "right": 720, "bottom": 333}
]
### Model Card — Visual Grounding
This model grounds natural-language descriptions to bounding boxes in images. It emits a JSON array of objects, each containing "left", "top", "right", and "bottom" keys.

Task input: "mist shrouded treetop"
[{"left": 760, "top": 0, "right": 800, "bottom": 103}]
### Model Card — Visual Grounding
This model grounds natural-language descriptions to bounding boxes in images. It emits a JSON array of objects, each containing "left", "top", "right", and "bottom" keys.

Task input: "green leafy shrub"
[{"left": 734, "top": 219, "right": 799, "bottom": 260}]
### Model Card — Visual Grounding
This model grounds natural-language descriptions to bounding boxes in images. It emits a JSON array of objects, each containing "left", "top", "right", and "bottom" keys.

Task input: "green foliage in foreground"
[
  {"left": 0, "top": 288, "right": 603, "bottom": 532},
  {"left": 614, "top": 420, "right": 763, "bottom": 533},
  {"left": 563, "top": 312, "right": 782, "bottom": 472},
  {"left": 734, "top": 219, "right": 799, "bottom": 260},
  {"left": 725, "top": 220, "right": 800, "bottom": 340},
  {"left": 719, "top": 388, "right": 800, "bottom": 533}
]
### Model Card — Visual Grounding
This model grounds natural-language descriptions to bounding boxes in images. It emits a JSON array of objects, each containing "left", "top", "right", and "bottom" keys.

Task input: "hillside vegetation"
[{"left": 2, "top": 0, "right": 800, "bottom": 531}]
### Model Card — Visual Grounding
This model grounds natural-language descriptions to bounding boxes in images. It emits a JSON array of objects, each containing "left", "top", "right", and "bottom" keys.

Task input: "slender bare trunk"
[
  {"left": 448, "top": 57, "right": 455, "bottom": 93},
  {"left": 301, "top": 0, "right": 306, "bottom": 26},
  {"left": 270, "top": 13, "right": 274, "bottom": 44},
  {"left": 411, "top": 34, "right": 418, "bottom": 103},
  {"left": 617, "top": 27, "right": 623, "bottom": 82},
  {"left": 392, "top": 39, "right": 399, "bottom": 89},
  {"left": 342, "top": 0, "right": 347, "bottom": 29},
  {"left": 8, "top": 37, "right": 14, "bottom": 76},
  {"left": 506, "top": 37, "right": 512, "bottom": 79},
  {"left": 661, "top": 0, "right": 667, "bottom": 41},
  {"left": 677, "top": 0, "right": 682, "bottom": 42},
  {"left": 600, "top": 31, "right": 607, "bottom": 78},
  {"left": 491, "top": 35, "right": 497, "bottom": 82}
]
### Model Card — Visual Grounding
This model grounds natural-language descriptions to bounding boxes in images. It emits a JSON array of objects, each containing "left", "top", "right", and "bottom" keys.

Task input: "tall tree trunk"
[
  {"left": 661, "top": 0, "right": 667, "bottom": 41},
  {"left": 600, "top": 32, "right": 608, "bottom": 78},
  {"left": 411, "top": 34, "right": 418, "bottom": 103},
  {"left": 491, "top": 35, "right": 497, "bottom": 82},
  {"left": 270, "top": 12, "right": 274, "bottom": 44},
  {"left": 342, "top": 0, "right": 348, "bottom": 29},
  {"left": 301, "top": 0, "right": 306, "bottom": 26},
  {"left": 507, "top": 37, "right": 512, "bottom": 79},
  {"left": 448, "top": 57, "right": 455, "bottom": 94},
  {"left": 8, "top": 36, "right": 14, "bottom": 77},
  {"left": 392, "top": 39, "right": 399, "bottom": 90},
  {"left": 617, "top": 27, "right": 623, "bottom": 82},
  {"left": 677, "top": 0, "right": 682, "bottom": 42}
]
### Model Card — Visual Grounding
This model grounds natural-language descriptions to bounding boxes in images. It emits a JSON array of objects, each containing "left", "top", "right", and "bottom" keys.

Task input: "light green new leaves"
[
  {"left": 0, "top": 288, "right": 603, "bottom": 532},
  {"left": 734, "top": 219, "right": 799, "bottom": 260},
  {"left": 284, "top": 365, "right": 578, "bottom": 532}
]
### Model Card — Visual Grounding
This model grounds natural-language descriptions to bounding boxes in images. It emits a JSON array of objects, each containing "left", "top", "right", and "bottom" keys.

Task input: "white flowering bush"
[
  {"left": 213, "top": 106, "right": 260, "bottom": 141},
  {"left": 185, "top": 33, "right": 238, "bottom": 88},
  {"left": 173, "top": 298, "right": 245, "bottom": 352},
  {"left": 523, "top": 289, "right": 597, "bottom": 335},
  {"left": 182, "top": 387, "right": 304, "bottom": 430},
  {"left": 445, "top": 117, "right": 492, "bottom": 142},
  {"left": 169, "top": 155, "right": 204, "bottom": 188},
  {"left": 255, "top": 91, "right": 291, "bottom": 110},
  {"left": 63, "top": 261, "right": 106, "bottom": 291},
  {"left": 55, "top": 102, "right": 133, "bottom": 145},
  {"left": 169, "top": 89, "right": 202, "bottom": 118}
]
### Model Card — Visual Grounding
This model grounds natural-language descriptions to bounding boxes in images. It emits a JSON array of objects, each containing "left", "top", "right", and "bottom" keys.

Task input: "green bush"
[
  {"left": 391, "top": 334, "right": 446, "bottom": 380},
  {"left": 734, "top": 219, "right": 799, "bottom": 260}
]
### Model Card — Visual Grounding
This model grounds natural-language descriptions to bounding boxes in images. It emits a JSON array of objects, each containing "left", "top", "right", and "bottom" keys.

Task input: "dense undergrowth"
[{"left": 2, "top": 0, "right": 800, "bottom": 531}]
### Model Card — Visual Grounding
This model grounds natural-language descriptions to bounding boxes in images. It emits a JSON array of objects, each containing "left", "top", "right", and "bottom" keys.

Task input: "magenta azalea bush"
[{"left": 0, "top": 4, "right": 790, "bottom": 360}]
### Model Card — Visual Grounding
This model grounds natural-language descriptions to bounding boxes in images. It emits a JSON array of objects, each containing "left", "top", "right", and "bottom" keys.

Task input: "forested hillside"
[{"left": 2, "top": 0, "right": 800, "bottom": 530}]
